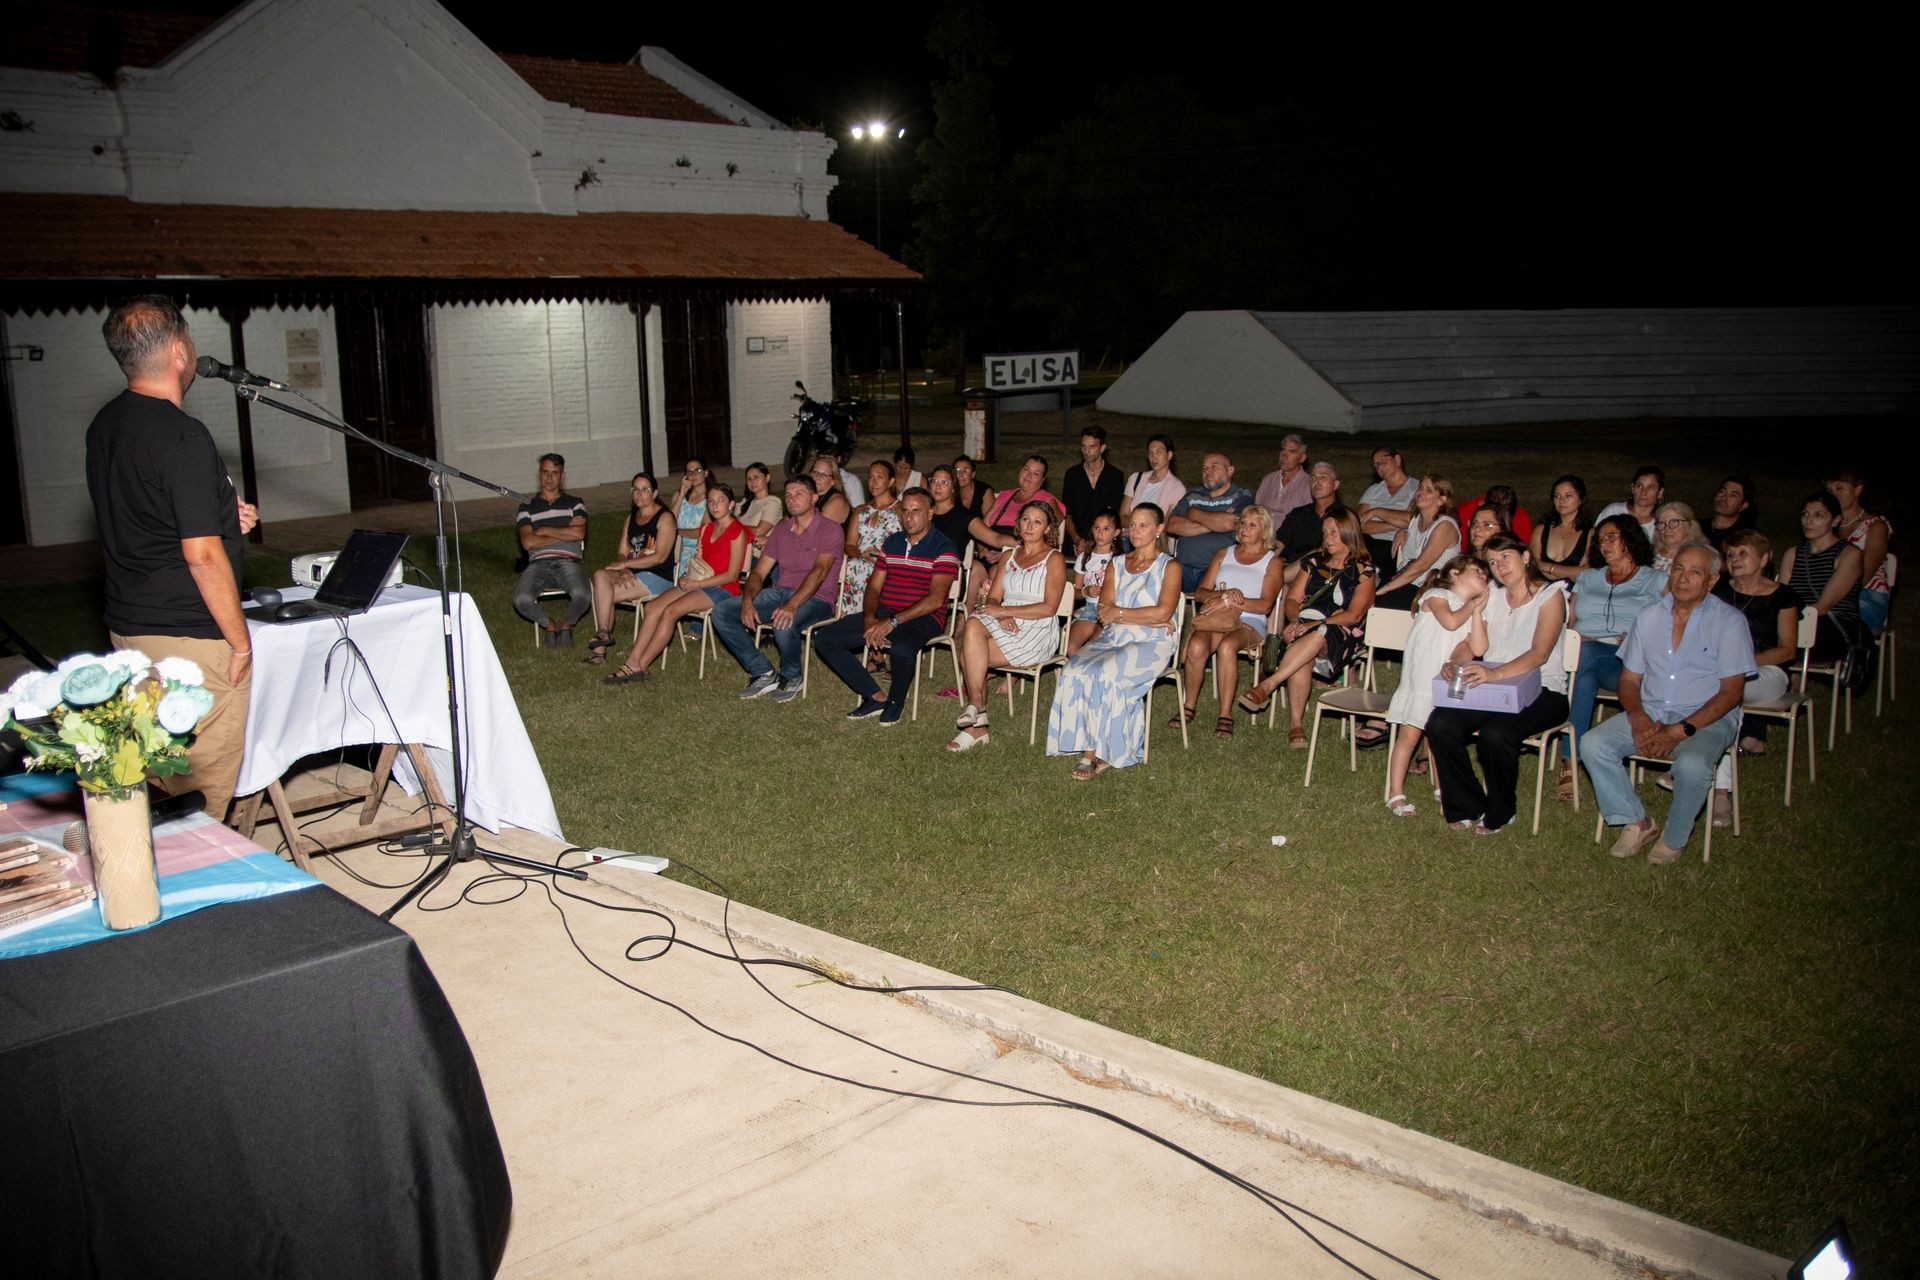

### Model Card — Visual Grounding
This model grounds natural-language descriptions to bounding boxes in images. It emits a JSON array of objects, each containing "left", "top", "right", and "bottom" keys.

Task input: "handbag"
[
  {"left": 1831, "top": 615, "right": 1876, "bottom": 696},
  {"left": 1192, "top": 602, "right": 1243, "bottom": 633}
]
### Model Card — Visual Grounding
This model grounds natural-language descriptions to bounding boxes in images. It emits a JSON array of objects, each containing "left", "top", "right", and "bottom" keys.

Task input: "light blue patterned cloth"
[{"left": 1046, "top": 552, "right": 1178, "bottom": 768}]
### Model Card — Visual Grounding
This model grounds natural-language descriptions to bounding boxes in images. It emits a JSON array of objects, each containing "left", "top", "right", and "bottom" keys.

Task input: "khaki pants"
[{"left": 111, "top": 632, "right": 251, "bottom": 824}]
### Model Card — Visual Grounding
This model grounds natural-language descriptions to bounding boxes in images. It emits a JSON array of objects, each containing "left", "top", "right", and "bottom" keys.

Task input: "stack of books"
[{"left": 0, "top": 834, "right": 97, "bottom": 934}]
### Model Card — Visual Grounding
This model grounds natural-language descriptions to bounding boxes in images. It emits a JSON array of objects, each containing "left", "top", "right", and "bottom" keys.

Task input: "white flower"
[
  {"left": 102, "top": 648, "right": 152, "bottom": 677},
  {"left": 157, "top": 688, "right": 209, "bottom": 735},
  {"left": 154, "top": 656, "right": 205, "bottom": 688},
  {"left": 27, "top": 672, "right": 64, "bottom": 713},
  {"left": 56, "top": 652, "right": 100, "bottom": 675},
  {"left": 74, "top": 742, "right": 106, "bottom": 764}
]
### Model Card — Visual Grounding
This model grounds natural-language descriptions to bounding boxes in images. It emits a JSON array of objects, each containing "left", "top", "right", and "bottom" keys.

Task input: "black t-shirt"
[
  {"left": 85, "top": 390, "right": 243, "bottom": 639},
  {"left": 931, "top": 503, "right": 975, "bottom": 553},
  {"left": 1062, "top": 462, "right": 1126, "bottom": 538},
  {"left": 1713, "top": 579, "right": 1803, "bottom": 667},
  {"left": 1276, "top": 501, "right": 1332, "bottom": 565}
]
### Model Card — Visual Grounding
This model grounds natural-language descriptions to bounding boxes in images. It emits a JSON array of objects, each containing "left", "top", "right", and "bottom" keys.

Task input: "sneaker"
[
  {"left": 556, "top": 626, "right": 574, "bottom": 648},
  {"left": 846, "top": 697, "right": 887, "bottom": 720},
  {"left": 769, "top": 678, "right": 802, "bottom": 704},
  {"left": 738, "top": 672, "right": 780, "bottom": 700},
  {"left": 1710, "top": 791, "right": 1733, "bottom": 828},
  {"left": 877, "top": 704, "right": 904, "bottom": 726},
  {"left": 1608, "top": 819, "right": 1656, "bottom": 859},
  {"left": 1647, "top": 839, "right": 1687, "bottom": 865}
]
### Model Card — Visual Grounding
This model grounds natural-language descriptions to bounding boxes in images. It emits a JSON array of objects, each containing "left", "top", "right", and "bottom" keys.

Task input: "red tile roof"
[
  {"left": 0, "top": 194, "right": 916, "bottom": 284},
  {"left": 4, "top": 7, "right": 742, "bottom": 125},
  {"left": 498, "top": 54, "right": 730, "bottom": 126}
]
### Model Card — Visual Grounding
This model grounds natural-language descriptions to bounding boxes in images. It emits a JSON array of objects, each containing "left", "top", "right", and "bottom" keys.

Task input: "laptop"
[{"left": 247, "top": 530, "right": 409, "bottom": 624}]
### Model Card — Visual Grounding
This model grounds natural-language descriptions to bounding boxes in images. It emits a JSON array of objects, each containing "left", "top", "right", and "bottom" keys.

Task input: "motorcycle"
[{"left": 783, "top": 381, "right": 862, "bottom": 480}]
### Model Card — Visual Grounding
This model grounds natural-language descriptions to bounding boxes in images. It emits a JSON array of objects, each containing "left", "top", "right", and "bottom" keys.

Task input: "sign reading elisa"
[{"left": 984, "top": 350, "right": 1079, "bottom": 392}]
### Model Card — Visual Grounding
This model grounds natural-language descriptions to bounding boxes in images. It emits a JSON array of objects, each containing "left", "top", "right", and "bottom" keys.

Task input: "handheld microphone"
[{"left": 196, "top": 355, "right": 290, "bottom": 392}]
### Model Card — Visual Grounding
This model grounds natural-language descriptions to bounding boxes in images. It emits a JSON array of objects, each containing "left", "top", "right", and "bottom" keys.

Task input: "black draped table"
[{"left": 0, "top": 885, "right": 512, "bottom": 1277}]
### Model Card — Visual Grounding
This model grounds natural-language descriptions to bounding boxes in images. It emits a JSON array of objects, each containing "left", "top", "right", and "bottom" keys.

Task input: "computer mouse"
[
  {"left": 272, "top": 601, "right": 307, "bottom": 620},
  {"left": 249, "top": 587, "right": 283, "bottom": 609}
]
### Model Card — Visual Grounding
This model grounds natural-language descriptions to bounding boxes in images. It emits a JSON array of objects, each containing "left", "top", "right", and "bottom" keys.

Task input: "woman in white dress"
[
  {"left": 1171, "top": 505, "right": 1284, "bottom": 739},
  {"left": 1382, "top": 557, "right": 1490, "bottom": 817},
  {"left": 948, "top": 502, "right": 1069, "bottom": 750},
  {"left": 1425, "top": 533, "right": 1570, "bottom": 835},
  {"left": 1045, "top": 503, "right": 1183, "bottom": 778}
]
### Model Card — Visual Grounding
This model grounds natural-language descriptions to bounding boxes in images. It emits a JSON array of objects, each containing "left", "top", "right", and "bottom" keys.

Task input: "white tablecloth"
[{"left": 237, "top": 585, "right": 562, "bottom": 840}]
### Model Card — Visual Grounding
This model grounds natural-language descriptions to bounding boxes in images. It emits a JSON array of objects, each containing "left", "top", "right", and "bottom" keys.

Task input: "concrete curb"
[{"left": 593, "top": 864, "right": 1789, "bottom": 1280}]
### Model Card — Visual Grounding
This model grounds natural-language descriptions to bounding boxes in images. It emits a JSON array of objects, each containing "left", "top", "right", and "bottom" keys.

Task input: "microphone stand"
[{"left": 232, "top": 387, "right": 586, "bottom": 914}]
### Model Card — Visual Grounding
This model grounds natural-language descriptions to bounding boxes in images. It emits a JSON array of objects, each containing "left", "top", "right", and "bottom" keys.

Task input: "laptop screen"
[{"left": 316, "top": 530, "right": 408, "bottom": 608}]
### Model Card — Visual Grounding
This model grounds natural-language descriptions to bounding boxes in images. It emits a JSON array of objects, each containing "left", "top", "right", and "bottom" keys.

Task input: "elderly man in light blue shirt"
[{"left": 1583, "top": 542, "right": 1756, "bottom": 863}]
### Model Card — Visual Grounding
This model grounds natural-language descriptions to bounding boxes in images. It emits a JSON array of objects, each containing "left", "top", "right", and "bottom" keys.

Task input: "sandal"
[
  {"left": 1447, "top": 817, "right": 1479, "bottom": 831},
  {"left": 1287, "top": 726, "right": 1307, "bottom": 749},
  {"left": 1386, "top": 794, "right": 1417, "bottom": 818},
  {"left": 579, "top": 649, "right": 608, "bottom": 667},
  {"left": 1169, "top": 704, "right": 1198, "bottom": 729},
  {"left": 946, "top": 729, "right": 990, "bottom": 752},
  {"left": 956, "top": 704, "right": 988, "bottom": 730},
  {"left": 1215, "top": 715, "right": 1234, "bottom": 739},
  {"left": 602, "top": 665, "right": 649, "bottom": 685},
  {"left": 585, "top": 628, "right": 614, "bottom": 653},
  {"left": 1555, "top": 764, "right": 1576, "bottom": 803},
  {"left": 1352, "top": 721, "right": 1389, "bottom": 750},
  {"left": 1408, "top": 755, "right": 1429, "bottom": 777},
  {"left": 1070, "top": 758, "right": 1112, "bottom": 781},
  {"left": 1473, "top": 819, "right": 1507, "bottom": 836},
  {"left": 1237, "top": 687, "right": 1272, "bottom": 714}
]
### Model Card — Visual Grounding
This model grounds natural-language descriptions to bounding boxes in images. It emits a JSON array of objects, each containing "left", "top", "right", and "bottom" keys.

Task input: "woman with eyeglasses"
[
  {"left": 671, "top": 458, "right": 710, "bottom": 578},
  {"left": 1650, "top": 501, "right": 1704, "bottom": 572},
  {"left": 804, "top": 453, "right": 854, "bottom": 528},
  {"left": 1562, "top": 514, "right": 1666, "bottom": 799}
]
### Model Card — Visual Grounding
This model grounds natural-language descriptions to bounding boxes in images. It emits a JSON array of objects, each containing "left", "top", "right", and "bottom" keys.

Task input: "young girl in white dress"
[
  {"left": 1383, "top": 557, "right": 1490, "bottom": 817},
  {"left": 1067, "top": 511, "right": 1120, "bottom": 655}
]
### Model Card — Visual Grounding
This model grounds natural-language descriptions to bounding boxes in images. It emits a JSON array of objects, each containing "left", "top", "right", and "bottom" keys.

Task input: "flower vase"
[{"left": 83, "top": 787, "right": 161, "bottom": 930}]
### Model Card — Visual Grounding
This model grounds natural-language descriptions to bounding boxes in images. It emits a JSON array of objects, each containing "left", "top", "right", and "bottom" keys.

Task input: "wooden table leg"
[
  {"left": 231, "top": 791, "right": 264, "bottom": 840},
  {"left": 266, "top": 781, "right": 314, "bottom": 873}
]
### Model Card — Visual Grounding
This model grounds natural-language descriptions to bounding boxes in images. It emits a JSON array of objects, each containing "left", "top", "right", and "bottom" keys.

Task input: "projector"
[{"left": 292, "top": 550, "right": 404, "bottom": 589}]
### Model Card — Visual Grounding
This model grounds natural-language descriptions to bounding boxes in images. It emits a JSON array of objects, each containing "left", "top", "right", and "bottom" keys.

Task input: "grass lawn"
[{"left": 8, "top": 409, "right": 1914, "bottom": 1271}]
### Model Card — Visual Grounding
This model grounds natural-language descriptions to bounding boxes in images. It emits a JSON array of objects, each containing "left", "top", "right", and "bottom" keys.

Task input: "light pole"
[{"left": 848, "top": 121, "right": 905, "bottom": 254}]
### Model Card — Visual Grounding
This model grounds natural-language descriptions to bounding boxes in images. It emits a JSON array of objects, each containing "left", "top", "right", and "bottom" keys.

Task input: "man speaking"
[{"left": 85, "top": 296, "right": 258, "bottom": 823}]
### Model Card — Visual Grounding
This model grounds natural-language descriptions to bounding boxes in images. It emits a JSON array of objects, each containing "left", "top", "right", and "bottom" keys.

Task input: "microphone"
[{"left": 196, "top": 355, "right": 290, "bottom": 392}]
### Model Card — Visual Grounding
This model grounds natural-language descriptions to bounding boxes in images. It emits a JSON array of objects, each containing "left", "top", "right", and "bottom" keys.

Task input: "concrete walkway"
[{"left": 281, "top": 795, "right": 1784, "bottom": 1280}]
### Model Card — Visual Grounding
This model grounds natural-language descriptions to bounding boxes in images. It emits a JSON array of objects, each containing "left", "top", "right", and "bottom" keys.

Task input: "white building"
[{"left": 0, "top": 0, "right": 913, "bottom": 546}]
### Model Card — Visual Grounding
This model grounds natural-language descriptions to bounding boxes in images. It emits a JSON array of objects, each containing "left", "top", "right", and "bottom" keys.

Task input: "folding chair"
[
  {"left": 1142, "top": 596, "right": 1191, "bottom": 762},
  {"left": 1208, "top": 596, "right": 1284, "bottom": 706},
  {"left": 1593, "top": 746, "right": 1739, "bottom": 863},
  {"left": 912, "top": 563, "right": 969, "bottom": 722},
  {"left": 1520, "top": 630, "right": 1584, "bottom": 834},
  {"left": 987, "top": 583, "right": 1075, "bottom": 744},
  {"left": 1794, "top": 607, "right": 1855, "bottom": 752},
  {"left": 754, "top": 559, "right": 849, "bottom": 699},
  {"left": 1875, "top": 551, "right": 1897, "bottom": 716},
  {"left": 1301, "top": 608, "right": 1413, "bottom": 786},
  {"left": 529, "top": 589, "right": 572, "bottom": 648},
  {"left": 1740, "top": 605, "right": 1819, "bottom": 805}
]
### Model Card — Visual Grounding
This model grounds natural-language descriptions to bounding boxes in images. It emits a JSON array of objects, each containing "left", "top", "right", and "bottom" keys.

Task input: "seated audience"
[
  {"left": 926, "top": 464, "right": 975, "bottom": 552},
  {"left": 1120, "top": 435, "right": 1186, "bottom": 529},
  {"left": 1651, "top": 501, "right": 1704, "bottom": 571},
  {"left": 1426, "top": 533, "right": 1569, "bottom": 835},
  {"left": 736, "top": 462, "right": 784, "bottom": 548},
  {"left": 605, "top": 484, "right": 749, "bottom": 684},
  {"left": 1276, "top": 462, "right": 1341, "bottom": 571},
  {"left": 1465, "top": 504, "right": 1510, "bottom": 559},
  {"left": 1254, "top": 434, "right": 1312, "bottom": 528},
  {"left": 1383, "top": 557, "right": 1492, "bottom": 817},
  {"left": 582, "top": 471, "right": 677, "bottom": 667},
  {"left": 968, "top": 455, "right": 1066, "bottom": 605},
  {"left": 1061, "top": 425, "right": 1126, "bottom": 555},
  {"left": 1595, "top": 465, "right": 1664, "bottom": 541},
  {"left": 1171, "top": 506, "right": 1285, "bottom": 739},
  {"left": 1236, "top": 507, "right": 1378, "bottom": 748},
  {"left": 1713, "top": 527, "right": 1799, "bottom": 768},
  {"left": 893, "top": 445, "right": 923, "bottom": 494},
  {"left": 1167, "top": 452, "right": 1257, "bottom": 592},
  {"left": 1564, "top": 514, "right": 1666, "bottom": 796},
  {"left": 1356, "top": 446, "right": 1418, "bottom": 567},
  {"left": 952, "top": 454, "right": 993, "bottom": 523},
  {"left": 948, "top": 502, "right": 1069, "bottom": 751},
  {"left": 1702, "top": 474, "right": 1758, "bottom": 550},
  {"left": 1584, "top": 543, "right": 1754, "bottom": 863},
  {"left": 1530, "top": 475, "right": 1592, "bottom": 583},
  {"left": 1827, "top": 469, "right": 1893, "bottom": 635},
  {"left": 711, "top": 477, "right": 845, "bottom": 703},
  {"left": 512, "top": 451, "right": 591, "bottom": 648},
  {"left": 812, "top": 489, "right": 959, "bottom": 726},
  {"left": 1067, "top": 510, "right": 1122, "bottom": 655},
  {"left": 1777, "top": 490, "right": 1865, "bottom": 662},
  {"left": 841, "top": 460, "right": 903, "bottom": 615},
  {"left": 1374, "top": 473, "right": 1460, "bottom": 610},
  {"left": 670, "top": 457, "right": 710, "bottom": 577},
  {"left": 1455, "top": 484, "right": 1533, "bottom": 543},
  {"left": 1046, "top": 503, "right": 1183, "bottom": 778},
  {"left": 806, "top": 453, "right": 854, "bottom": 528},
  {"left": 838, "top": 449, "right": 867, "bottom": 506}
]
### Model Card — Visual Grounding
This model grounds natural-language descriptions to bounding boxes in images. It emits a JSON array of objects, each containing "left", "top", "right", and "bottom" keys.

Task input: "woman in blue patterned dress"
[{"left": 1046, "top": 503, "right": 1183, "bottom": 778}]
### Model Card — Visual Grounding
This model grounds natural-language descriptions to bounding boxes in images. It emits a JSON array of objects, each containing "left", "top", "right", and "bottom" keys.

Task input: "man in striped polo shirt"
[{"left": 812, "top": 488, "right": 959, "bottom": 726}]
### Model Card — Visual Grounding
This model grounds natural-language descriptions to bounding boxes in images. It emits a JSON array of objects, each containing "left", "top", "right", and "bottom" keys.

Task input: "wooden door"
[
  {"left": 661, "top": 299, "right": 731, "bottom": 468},
  {"left": 336, "top": 298, "right": 435, "bottom": 507}
]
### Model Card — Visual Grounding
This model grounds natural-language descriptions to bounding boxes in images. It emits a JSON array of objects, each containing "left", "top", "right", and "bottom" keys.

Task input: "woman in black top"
[
  {"left": 583, "top": 472, "right": 679, "bottom": 666},
  {"left": 1530, "top": 474, "right": 1591, "bottom": 583},
  {"left": 1776, "top": 491, "right": 1863, "bottom": 663},
  {"left": 1714, "top": 528, "right": 1800, "bottom": 754}
]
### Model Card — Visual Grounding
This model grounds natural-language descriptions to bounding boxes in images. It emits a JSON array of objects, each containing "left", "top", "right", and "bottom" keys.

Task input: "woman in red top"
[{"left": 606, "top": 484, "right": 750, "bottom": 685}]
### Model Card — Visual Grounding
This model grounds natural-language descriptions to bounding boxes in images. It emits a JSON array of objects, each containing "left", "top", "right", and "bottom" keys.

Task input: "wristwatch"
[{"left": 1680, "top": 721, "right": 1697, "bottom": 737}]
